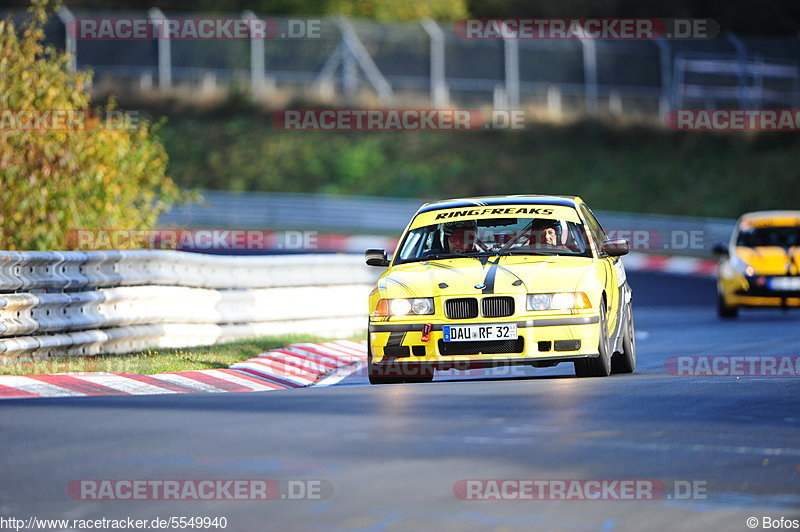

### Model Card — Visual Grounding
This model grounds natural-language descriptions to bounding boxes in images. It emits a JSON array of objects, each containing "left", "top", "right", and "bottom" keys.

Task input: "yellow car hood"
[
  {"left": 736, "top": 247, "right": 800, "bottom": 276},
  {"left": 377, "top": 255, "right": 595, "bottom": 298}
]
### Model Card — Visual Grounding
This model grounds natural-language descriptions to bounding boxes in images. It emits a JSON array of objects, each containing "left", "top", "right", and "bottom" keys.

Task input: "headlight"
[
  {"left": 374, "top": 298, "right": 435, "bottom": 317},
  {"left": 730, "top": 254, "right": 755, "bottom": 276},
  {"left": 526, "top": 292, "right": 591, "bottom": 311}
]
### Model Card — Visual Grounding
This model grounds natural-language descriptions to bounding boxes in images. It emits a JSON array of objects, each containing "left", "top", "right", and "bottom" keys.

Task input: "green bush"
[
  {"left": 158, "top": 112, "right": 800, "bottom": 219},
  {"left": 0, "top": 0, "right": 184, "bottom": 250}
]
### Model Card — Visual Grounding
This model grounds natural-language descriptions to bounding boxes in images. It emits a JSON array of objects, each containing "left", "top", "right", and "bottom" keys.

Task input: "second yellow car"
[{"left": 715, "top": 210, "right": 800, "bottom": 318}]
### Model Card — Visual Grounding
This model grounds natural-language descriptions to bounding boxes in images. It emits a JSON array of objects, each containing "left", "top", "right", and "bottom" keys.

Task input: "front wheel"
[
  {"left": 367, "top": 341, "right": 404, "bottom": 385},
  {"left": 717, "top": 292, "right": 739, "bottom": 319},
  {"left": 367, "top": 342, "right": 433, "bottom": 384},
  {"left": 574, "top": 303, "right": 612, "bottom": 378},
  {"left": 368, "top": 363, "right": 406, "bottom": 385},
  {"left": 611, "top": 302, "right": 636, "bottom": 374}
]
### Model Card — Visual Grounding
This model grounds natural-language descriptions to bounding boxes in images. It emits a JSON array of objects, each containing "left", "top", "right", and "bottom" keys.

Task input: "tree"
[{"left": 0, "top": 0, "right": 185, "bottom": 250}]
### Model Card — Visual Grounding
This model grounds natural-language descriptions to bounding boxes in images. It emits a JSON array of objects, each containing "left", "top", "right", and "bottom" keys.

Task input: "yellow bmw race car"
[
  {"left": 364, "top": 195, "right": 636, "bottom": 384},
  {"left": 715, "top": 211, "right": 800, "bottom": 318}
]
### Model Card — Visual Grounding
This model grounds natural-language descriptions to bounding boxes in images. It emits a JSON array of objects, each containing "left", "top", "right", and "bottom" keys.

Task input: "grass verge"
[{"left": 0, "top": 333, "right": 365, "bottom": 376}]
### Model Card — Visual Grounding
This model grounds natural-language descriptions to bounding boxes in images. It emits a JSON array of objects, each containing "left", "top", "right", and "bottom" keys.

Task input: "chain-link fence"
[{"left": 6, "top": 7, "right": 800, "bottom": 118}]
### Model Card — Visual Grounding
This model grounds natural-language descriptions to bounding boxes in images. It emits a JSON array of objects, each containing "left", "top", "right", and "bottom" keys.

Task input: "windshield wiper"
[{"left": 399, "top": 253, "right": 461, "bottom": 264}]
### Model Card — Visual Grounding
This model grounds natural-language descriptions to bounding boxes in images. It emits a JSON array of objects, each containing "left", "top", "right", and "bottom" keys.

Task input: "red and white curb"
[
  {"left": 623, "top": 252, "right": 716, "bottom": 277},
  {"left": 0, "top": 340, "right": 367, "bottom": 400}
]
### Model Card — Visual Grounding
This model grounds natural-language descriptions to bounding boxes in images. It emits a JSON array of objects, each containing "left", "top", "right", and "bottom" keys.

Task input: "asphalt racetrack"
[{"left": 1, "top": 272, "right": 799, "bottom": 532}]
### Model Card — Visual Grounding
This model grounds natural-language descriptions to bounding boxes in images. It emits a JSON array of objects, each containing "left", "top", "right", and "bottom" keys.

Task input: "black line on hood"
[
  {"left": 496, "top": 264, "right": 528, "bottom": 292},
  {"left": 481, "top": 257, "right": 500, "bottom": 294},
  {"left": 426, "top": 262, "right": 456, "bottom": 269},
  {"left": 387, "top": 277, "right": 414, "bottom": 295}
]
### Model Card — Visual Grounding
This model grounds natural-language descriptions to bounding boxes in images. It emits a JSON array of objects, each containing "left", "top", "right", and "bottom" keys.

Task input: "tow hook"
[{"left": 421, "top": 323, "right": 432, "bottom": 342}]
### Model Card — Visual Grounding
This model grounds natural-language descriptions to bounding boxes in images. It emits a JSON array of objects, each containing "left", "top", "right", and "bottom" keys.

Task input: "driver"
[{"left": 530, "top": 219, "right": 569, "bottom": 249}]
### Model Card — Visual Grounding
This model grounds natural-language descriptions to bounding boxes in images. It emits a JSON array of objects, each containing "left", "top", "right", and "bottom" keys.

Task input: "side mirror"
[
  {"left": 365, "top": 248, "right": 390, "bottom": 267},
  {"left": 602, "top": 238, "right": 629, "bottom": 257},
  {"left": 712, "top": 243, "right": 729, "bottom": 255}
]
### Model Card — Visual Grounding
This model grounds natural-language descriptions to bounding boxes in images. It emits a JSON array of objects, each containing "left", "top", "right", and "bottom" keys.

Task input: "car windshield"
[
  {"left": 395, "top": 217, "right": 592, "bottom": 263},
  {"left": 736, "top": 226, "right": 800, "bottom": 247}
]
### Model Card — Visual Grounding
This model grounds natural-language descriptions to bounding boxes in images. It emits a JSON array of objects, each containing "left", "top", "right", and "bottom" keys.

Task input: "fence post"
[
  {"left": 57, "top": 7, "right": 76, "bottom": 72},
  {"left": 313, "top": 43, "right": 343, "bottom": 99},
  {"left": 342, "top": 44, "right": 358, "bottom": 101},
  {"left": 421, "top": 18, "right": 448, "bottom": 108},
  {"left": 725, "top": 31, "right": 748, "bottom": 108},
  {"left": 243, "top": 10, "right": 266, "bottom": 100},
  {"left": 493, "top": 84, "right": 508, "bottom": 109},
  {"left": 654, "top": 39, "right": 672, "bottom": 117},
  {"left": 546, "top": 86, "right": 562, "bottom": 119},
  {"left": 149, "top": 8, "right": 172, "bottom": 91},
  {"left": 580, "top": 37, "right": 598, "bottom": 115},
  {"left": 335, "top": 17, "right": 394, "bottom": 105},
  {"left": 609, "top": 90, "right": 622, "bottom": 116},
  {"left": 503, "top": 37, "right": 520, "bottom": 110}
]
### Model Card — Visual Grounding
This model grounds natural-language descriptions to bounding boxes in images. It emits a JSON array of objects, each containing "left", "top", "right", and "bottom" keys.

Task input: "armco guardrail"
[{"left": 0, "top": 250, "right": 378, "bottom": 359}]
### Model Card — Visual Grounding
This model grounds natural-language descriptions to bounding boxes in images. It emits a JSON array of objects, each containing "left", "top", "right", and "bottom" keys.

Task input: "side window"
[{"left": 579, "top": 204, "right": 607, "bottom": 254}]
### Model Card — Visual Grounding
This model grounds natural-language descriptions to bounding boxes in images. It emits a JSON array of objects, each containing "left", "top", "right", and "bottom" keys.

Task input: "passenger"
[{"left": 447, "top": 227, "right": 477, "bottom": 254}]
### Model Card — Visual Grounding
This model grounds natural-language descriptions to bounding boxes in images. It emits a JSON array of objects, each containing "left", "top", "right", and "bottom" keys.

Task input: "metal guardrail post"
[
  {"left": 243, "top": 10, "right": 266, "bottom": 99},
  {"left": 342, "top": 41, "right": 358, "bottom": 101},
  {"left": 334, "top": 17, "right": 394, "bottom": 105},
  {"left": 725, "top": 31, "right": 748, "bottom": 108},
  {"left": 313, "top": 43, "right": 343, "bottom": 97},
  {"left": 57, "top": 7, "right": 76, "bottom": 72},
  {"left": 503, "top": 36, "right": 520, "bottom": 110},
  {"left": 149, "top": 8, "right": 172, "bottom": 91},
  {"left": 654, "top": 39, "right": 672, "bottom": 117},
  {"left": 421, "top": 18, "right": 448, "bottom": 108},
  {"left": 580, "top": 37, "right": 598, "bottom": 115},
  {"left": 547, "top": 86, "right": 562, "bottom": 119}
]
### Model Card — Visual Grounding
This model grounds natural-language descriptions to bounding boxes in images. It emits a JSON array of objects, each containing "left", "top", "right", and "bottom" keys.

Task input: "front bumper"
[
  {"left": 721, "top": 274, "right": 800, "bottom": 308},
  {"left": 368, "top": 313, "right": 601, "bottom": 368}
]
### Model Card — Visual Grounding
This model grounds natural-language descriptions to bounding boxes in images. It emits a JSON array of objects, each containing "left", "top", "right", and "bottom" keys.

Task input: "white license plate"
[
  {"left": 769, "top": 277, "right": 800, "bottom": 291},
  {"left": 443, "top": 324, "right": 518, "bottom": 342}
]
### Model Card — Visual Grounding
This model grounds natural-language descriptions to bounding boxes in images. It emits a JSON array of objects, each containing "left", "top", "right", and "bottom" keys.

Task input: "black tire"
[
  {"left": 402, "top": 363, "right": 435, "bottom": 384},
  {"left": 367, "top": 342, "right": 433, "bottom": 384},
  {"left": 368, "top": 363, "right": 406, "bottom": 385},
  {"left": 717, "top": 292, "right": 739, "bottom": 319},
  {"left": 574, "top": 302, "right": 612, "bottom": 378},
  {"left": 611, "top": 302, "right": 636, "bottom": 374},
  {"left": 367, "top": 341, "right": 405, "bottom": 385}
]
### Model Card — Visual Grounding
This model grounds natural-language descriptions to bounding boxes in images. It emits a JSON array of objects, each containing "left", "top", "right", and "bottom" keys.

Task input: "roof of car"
[
  {"left": 417, "top": 195, "right": 582, "bottom": 214},
  {"left": 738, "top": 211, "right": 800, "bottom": 227}
]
